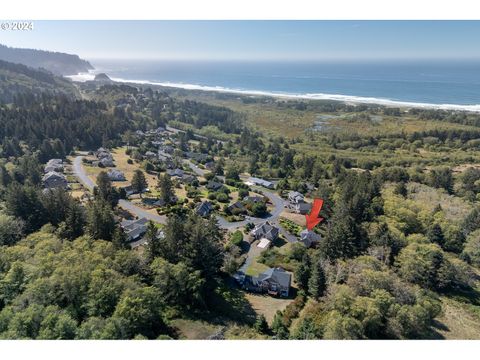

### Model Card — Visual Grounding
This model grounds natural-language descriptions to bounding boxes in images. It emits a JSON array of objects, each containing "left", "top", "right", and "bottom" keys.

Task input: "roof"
[
  {"left": 255, "top": 268, "right": 291, "bottom": 288},
  {"left": 300, "top": 229, "right": 321, "bottom": 242},
  {"left": 243, "top": 196, "right": 264, "bottom": 203},
  {"left": 107, "top": 169, "right": 126, "bottom": 180},
  {"left": 228, "top": 201, "right": 245, "bottom": 211},
  {"left": 252, "top": 221, "right": 279, "bottom": 240},
  {"left": 295, "top": 202, "right": 312, "bottom": 212},
  {"left": 206, "top": 181, "right": 223, "bottom": 190},
  {"left": 247, "top": 176, "right": 275, "bottom": 188},
  {"left": 257, "top": 238, "right": 271, "bottom": 249},
  {"left": 288, "top": 191, "right": 304, "bottom": 202},
  {"left": 42, "top": 171, "right": 67, "bottom": 181},
  {"left": 166, "top": 168, "right": 184, "bottom": 177},
  {"left": 196, "top": 201, "right": 213, "bottom": 216}
]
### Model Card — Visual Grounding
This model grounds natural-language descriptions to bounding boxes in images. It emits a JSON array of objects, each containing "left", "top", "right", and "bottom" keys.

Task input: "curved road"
[
  {"left": 73, "top": 155, "right": 167, "bottom": 224},
  {"left": 73, "top": 155, "right": 296, "bottom": 242}
]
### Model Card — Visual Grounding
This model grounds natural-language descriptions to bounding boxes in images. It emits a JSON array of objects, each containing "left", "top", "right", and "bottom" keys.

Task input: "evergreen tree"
[
  {"left": 294, "top": 254, "right": 311, "bottom": 291},
  {"left": 428, "top": 223, "right": 445, "bottom": 248},
  {"left": 271, "top": 311, "right": 289, "bottom": 339},
  {"left": 157, "top": 173, "right": 174, "bottom": 205},
  {"left": 112, "top": 226, "right": 128, "bottom": 250},
  {"left": 308, "top": 258, "right": 326, "bottom": 300},
  {"left": 145, "top": 221, "right": 161, "bottom": 263},
  {"left": 253, "top": 314, "right": 269, "bottom": 334},
  {"left": 86, "top": 199, "right": 116, "bottom": 241},
  {"left": 131, "top": 170, "right": 147, "bottom": 197}
]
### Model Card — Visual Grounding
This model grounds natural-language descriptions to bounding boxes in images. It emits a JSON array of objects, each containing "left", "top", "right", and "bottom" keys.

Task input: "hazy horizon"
[{"left": 2, "top": 21, "right": 480, "bottom": 61}]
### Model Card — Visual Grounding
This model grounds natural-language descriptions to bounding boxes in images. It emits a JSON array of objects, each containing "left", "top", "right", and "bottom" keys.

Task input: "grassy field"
[
  {"left": 435, "top": 297, "right": 480, "bottom": 339},
  {"left": 245, "top": 293, "right": 293, "bottom": 324}
]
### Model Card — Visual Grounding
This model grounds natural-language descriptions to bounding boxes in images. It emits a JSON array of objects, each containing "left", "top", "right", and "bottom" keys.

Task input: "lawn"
[
  {"left": 170, "top": 319, "right": 223, "bottom": 340},
  {"left": 244, "top": 293, "right": 294, "bottom": 324},
  {"left": 434, "top": 297, "right": 480, "bottom": 339}
]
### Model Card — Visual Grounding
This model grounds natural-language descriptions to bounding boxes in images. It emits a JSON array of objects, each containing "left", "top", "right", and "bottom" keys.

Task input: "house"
[
  {"left": 206, "top": 181, "right": 223, "bottom": 191},
  {"left": 300, "top": 229, "right": 322, "bottom": 247},
  {"left": 251, "top": 221, "right": 279, "bottom": 241},
  {"left": 294, "top": 202, "right": 312, "bottom": 215},
  {"left": 204, "top": 161, "right": 215, "bottom": 171},
  {"left": 246, "top": 176, "right": 275, "bottom": 189},
  {"left": 227, "top": 201, "right": 246, "bottom": 214},
  {"left": 185, "top": 151, "right": 210, "bottom": 163},
  {"left": 196, "top": 201, "right": 214, "bottom": 217},
  {"left": 43, "top": 171, "right": 68, "bottom": 189},
  {"left": 243, "top": 195, "right": 265, "bottom": 204},
  {"left": 95, "top": 147, "right": 112, "bottom": 159},
  {"left": 44, "top": 159, "right": 63, "bottom": 173},
  {"left": 120, "top": 217, "right": 149, "bottom": 242},
  {"left": 288, "top": 191, "right": 304, "bottom": 204},
  {"left": 99, "top": 157, "right": 114, "bottom": 167},
  {"left": 243, "top": 268, "right": 291, "bottom": 298},
  {"left": 145, "top": 151, "right": 157, "bottom": 159},
  {"left": 107, "top": 169, "right": 126, "bottom": 181},
  {"left": 166, "top": 168, "right": 184, "bottom": 178},
  {"left": 181, "top": 174, "right": 197, "bottom": 185},
  {"left": 142, "top": 197, "right": 170, "bottom": 207}
]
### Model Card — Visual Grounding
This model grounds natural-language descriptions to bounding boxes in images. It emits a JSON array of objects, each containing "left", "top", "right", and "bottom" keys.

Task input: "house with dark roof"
[
  {"left": 206, "top": 180, "right": 223, "bottom": 191},
  {"left": 120, "top": 217, "right": 149, "bottom": 242},
  {"left": 243, "top": 195, "right": 265, "bottom": 204},
  {"left": 185, "top": 151, "right": 210, "bottom": 163},
  {"left": 196, "top": 201, "right": 214, "bottom": 217},
  {"left": 300, "top": 229, "right": 322, "bottom": 248},
  {"left": 43, "top": 171, "right": 68, "bottom": 190},
  {"left": 166, "top": 168, "right": 184, "bottom": 178},
  {"left": 180, "top": 174, "right": 197, "bottom": 185},
  {"left": 204, "top": 161, "right": 215, "bottom": 171},
  {"left": 107, "top": 169, "right": 126, "bottom": 181},
  {"left": 44, "top": 159, "right": 63, "bottom": 173},
  {"left": 294, "top": 202, "right": 312, "bottom": 215},
  {"left": 251, "top": 221, "right": 279, "bottom": 241},
  {"left": 227, "top": 201, "right": 246, "bottom": 214},
  {"left": 243, "top": 268, "right": 291, "bottom": 298}
]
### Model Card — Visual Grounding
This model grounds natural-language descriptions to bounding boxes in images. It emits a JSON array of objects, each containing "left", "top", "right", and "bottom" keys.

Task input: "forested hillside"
[
  {"left": 0, "top": 60, "right": 79, "bottom": 103},
  {"left": 0, "top": 44, "right": 93, "bottom": 76}
]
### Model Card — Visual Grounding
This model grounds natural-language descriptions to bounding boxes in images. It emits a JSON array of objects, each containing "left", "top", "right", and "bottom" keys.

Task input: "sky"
[{"left": 1, "top": 20, "right": 480, "bottom": 61}]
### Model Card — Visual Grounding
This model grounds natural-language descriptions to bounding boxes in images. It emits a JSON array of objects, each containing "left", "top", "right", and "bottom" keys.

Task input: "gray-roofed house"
[
  {"left": 196, "top": 201, "right": 214, "bottom": 217},
  {"left": 166, "top": 168, "right": 184, "bottom": 178},
  {"left": 204, "top": 161, "right": 215, "bottom": 171},
  {"left": 206, "top": 181, "right": 223, "bottom": 191},
  {"left": 120, "top": 217, "right": 149, "bottom": 242},
  {"left": 251, "top": 221, "right": 279, "bottom": 241},
  {"left": 246, "top": 176, "right": 275, "bottom": 189},
  {"left": 300, "top": 229, "right": 322, "bottom": 248},
  {"left": 243, "top": 267, "right": 291, "bottom": 297},
  {"left": 243, "top": 195, "right": 265, "bottom": 204},
  {"left": 43, "top": 171, "right": 68, "bottom": 190},
  {"left": 227, "top": 201, "right": 246, "bottom": 214},
  {"left": 45, "top": 159, "right": 63, "bottom": 173},
  {"left": 99, "top": 157, "right": 114, "bottom": 167},
  {"left": 181, "top": 174, "right": 197, "bottom": 185},
  {"left": 294, "top": 202, "right": 312, "bottom": 215},
  {"left": 145, "top": 151, "right": 157, "bottom": 159},
  {"left": 107, "top": 169, "right": 126, "bottom": 181},
  {"left": 288, "top": 191, "right": 304, "bottom": 204}
]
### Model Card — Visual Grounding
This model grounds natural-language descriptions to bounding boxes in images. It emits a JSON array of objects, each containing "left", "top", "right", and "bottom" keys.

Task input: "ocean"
[{"left": 69, "top": 59, "right": 480, "bottom": 111}]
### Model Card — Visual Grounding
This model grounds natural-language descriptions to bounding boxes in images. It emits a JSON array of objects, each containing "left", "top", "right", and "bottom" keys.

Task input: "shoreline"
[{"left": 66, "top": 70, "right": 480, "bottom": 113}]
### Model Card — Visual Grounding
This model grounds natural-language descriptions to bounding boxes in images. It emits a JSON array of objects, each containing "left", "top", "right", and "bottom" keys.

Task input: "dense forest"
[{"left": 0, "top": 44, "right": 93, "bottom": 76}]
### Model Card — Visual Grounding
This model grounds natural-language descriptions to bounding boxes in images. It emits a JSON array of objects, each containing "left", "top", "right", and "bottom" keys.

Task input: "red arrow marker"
[{"left": 305, "top": 198, "right": 324, "bottom": 231}]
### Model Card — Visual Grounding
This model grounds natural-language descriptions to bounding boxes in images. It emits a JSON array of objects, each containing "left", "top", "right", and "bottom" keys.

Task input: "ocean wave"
[{"left": 66, "top": 72, "right": 480, "bottom": 112}]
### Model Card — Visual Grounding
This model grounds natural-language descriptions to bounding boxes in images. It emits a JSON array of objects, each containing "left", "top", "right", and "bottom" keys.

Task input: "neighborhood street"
[{"left": 73, "top": 155, "right": 297, "bottom": 242}]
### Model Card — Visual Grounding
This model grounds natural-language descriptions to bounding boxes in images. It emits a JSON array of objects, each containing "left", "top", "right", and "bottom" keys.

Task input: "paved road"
[
  {"left": 73, "top": 156, "right": 167, "bottom": 224},
  {"left": 74, "top": 155, "right": 297, "bottom": 242}
]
